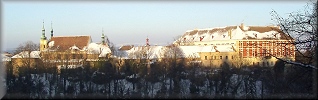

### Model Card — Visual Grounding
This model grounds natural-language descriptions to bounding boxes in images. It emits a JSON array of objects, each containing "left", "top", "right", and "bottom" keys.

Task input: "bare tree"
[
  {"left": 12, "top": 41, "right": 40, "bottom": 76},
  {"left": 14, "top": 41, "right": 39, "bottom": 55},
  {"left": 161, "top": 45, "right": 186, "bottom": 98},
  {"left": 268, "top": 1, "right": 317, "bottom": 98},
  {"left": 231, "top": 56, "right": 253, "bottom": 68},
  {"left": 270, "top": 1, "right": 317, "bottom": 69}
]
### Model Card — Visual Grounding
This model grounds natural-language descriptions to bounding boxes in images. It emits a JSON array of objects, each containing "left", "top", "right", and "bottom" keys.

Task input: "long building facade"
[{"left": 173, "top": 23, "right": 295, "bottom": 67}]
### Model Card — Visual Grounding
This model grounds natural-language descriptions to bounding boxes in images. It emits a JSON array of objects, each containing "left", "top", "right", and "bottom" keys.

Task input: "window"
[
  {"left": 220, "top": 56, "right": 222, "bottom": 59},
  {"left": 210, "top": 56, "right": 213, "bottom": 60},
  {"left": 214, "top": 56, "right": 216, "bottom": 59},
  {"left": 232, "top": 56, "right": 234, "bottom": 59},
  {"left": 205, "top": 56, "right": 207, "bottom": 60},
  {"left": 225, "top": 56, "right": 228, "bottom": 59},
  {"left": 271, "top": 61, "right": 273, "bottom": 65}
]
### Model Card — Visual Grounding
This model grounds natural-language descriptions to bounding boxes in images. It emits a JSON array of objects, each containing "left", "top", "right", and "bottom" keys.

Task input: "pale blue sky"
[{"left": 1, "top": 0, "right": 312, "bottom": 52}]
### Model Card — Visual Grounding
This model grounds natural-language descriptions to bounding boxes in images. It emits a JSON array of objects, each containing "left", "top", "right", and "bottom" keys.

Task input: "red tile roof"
[
  {"left": 119, "top": 45, "right": 134, "bottom": 51},
  {"left": 49, "top": 36, "right": 91, "bottom": 51}
]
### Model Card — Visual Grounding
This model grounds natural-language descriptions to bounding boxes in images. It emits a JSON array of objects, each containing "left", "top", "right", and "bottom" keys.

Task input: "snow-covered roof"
[
  {"left": 99, "top": 45, "right": 112, "bottom": 57},
  {"left": 175, "top": 24, "right": 292, "bottom": 44},
  {"left": 11, "top": 51, "right": 41, "bottom": 58},
  {"left": 2, "top": 54, "right": 11, "bottom": 61},
  {"left": 115, "top": 46, "right": 165, "bottom": 59},
  {"left": 200, "top": 45, "right": 235, "bottom": 52},
  {"left": 83, "top": 43, "right": 112, "bottom": 57},
  {"left": 120, "top": 46, "right": 166, "bottom": 59},
  {"left": 114, "top": 45, "right": 236, "bottom": 59},
  {"left": 177, "top": 46, "right": 201, "bottom": 58},
  {"left": 69, "top": 45, "right": 80, "bottom": 50},
  {"left": 48, "top": 41, "right": 54, "bottom": 48}
]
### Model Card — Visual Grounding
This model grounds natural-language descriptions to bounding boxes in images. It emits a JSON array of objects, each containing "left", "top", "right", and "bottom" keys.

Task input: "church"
[
  {"left": 10, "top": 21, "right": 112, "bottom": 75},
  {"left": 39, "top": 21, "right": 113, "bottom": 70}
]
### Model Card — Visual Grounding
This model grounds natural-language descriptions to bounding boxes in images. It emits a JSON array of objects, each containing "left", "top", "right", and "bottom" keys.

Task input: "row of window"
[
  {"left": 239, "top": 47, "right": 295, "bottom": 57},
  {"left": 197, "top": 43, "right": 235, "bottom": 46},
  {"left": 204, "top": 55, "right": 234, "bottom": 60},
  {"left": 239, "top": 41, "right": 293, "bottom": 47},
  {"left": 43, "top": 54, "right": 87, "bottom": 59}
]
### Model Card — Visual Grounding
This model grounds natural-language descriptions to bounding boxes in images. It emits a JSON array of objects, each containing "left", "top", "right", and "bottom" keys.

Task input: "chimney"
[{"left": 228, "top": 30, "right": 232, "bottom": 39}]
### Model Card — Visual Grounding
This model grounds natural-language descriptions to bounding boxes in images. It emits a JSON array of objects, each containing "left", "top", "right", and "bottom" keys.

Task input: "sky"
[{"left": 1, "top": 0, "right": 313, "bottom": 52}]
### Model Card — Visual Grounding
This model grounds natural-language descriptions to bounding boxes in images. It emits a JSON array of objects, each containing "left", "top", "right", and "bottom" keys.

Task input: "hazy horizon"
[{"left": 1, "top": 0, "right": 312, "bottom": 52}]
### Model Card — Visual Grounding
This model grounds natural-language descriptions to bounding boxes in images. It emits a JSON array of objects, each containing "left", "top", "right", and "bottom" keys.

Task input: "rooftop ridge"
[
  {"left": 52, "top": 35, "right": 91, "bottom": 37},
  {"left": 187, "top": 25, "right": 279, "bottom": 32}
]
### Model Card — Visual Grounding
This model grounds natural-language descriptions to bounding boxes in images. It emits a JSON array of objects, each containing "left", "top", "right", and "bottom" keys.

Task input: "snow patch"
[
  {"left": 2, "top": 54, "right": 11, "bottom": 61},
  {"left": 83, "top": 43, "right": 112, "bottom": 57},
  {"left": 11, "top": 51, "right": 41, "bottom": 58},
  {"left": 48, "top": 41, "right": 54, "bottom": 47},
  {"left": 69, "top": 45, "right": 80, "bottom": 50}
]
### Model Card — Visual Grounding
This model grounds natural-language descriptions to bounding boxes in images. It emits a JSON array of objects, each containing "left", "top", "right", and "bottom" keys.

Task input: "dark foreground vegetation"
[{"left": 3, "top": 59, "right": 315, "bottom": 99}]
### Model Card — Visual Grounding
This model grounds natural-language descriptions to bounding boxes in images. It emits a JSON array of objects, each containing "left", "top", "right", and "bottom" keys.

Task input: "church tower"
[
  {"left": 101, "top": 28, "right": 105, "bottom": 45},
  {"left": 40, "top": 21, "right": 48, "bottom": 51},
  {"left": 50, "top": 21, "right": 54, "bottom": 39}
]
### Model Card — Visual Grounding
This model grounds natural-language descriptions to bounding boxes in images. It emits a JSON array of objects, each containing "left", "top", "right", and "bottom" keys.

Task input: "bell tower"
[
  {"left": 101, "top": 28, "right": 105, "bottom": 45},
  {"left": 40, "top": 21, "right": 48, "bottom": 51},
  {"left": 50, "top": 21, "right": 54, "bottom": 39}
]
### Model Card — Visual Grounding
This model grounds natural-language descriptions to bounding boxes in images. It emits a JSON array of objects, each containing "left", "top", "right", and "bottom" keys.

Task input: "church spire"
[
  {"left": 101, "top": 28, "right": 105, "bottom": 45},
  {"left": 50, "top": 21, "right": 53, "bottom": 38},
  {"left": 41, "top": 20, "right": 47, "bottom": 40}
]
